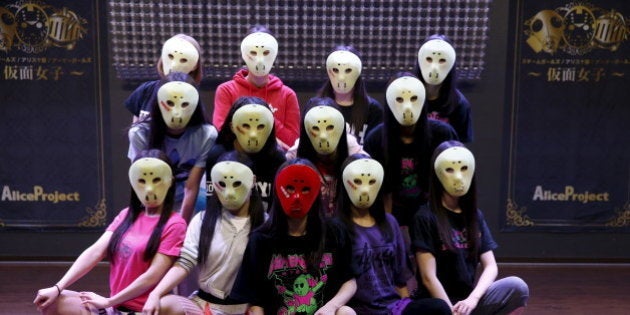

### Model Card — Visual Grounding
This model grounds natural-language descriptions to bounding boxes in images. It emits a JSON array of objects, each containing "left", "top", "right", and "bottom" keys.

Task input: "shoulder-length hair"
[
  {"left": 145, "top": 72, "right": 210, "bottom": 149},
  {"left": 382, "top": 72, "right": 431, "bottom": 192},
  {"left": 413, "top": 34, "right": 460, "bottom": 116},
  {"left": 296, "top": 97, "right": 350, "bottom": 176},
  {"left": 108, "top": 149, "right": 176, "bottom": 263},
  {"left": 198, "top": 151, "right": 266, "bottom": 266},
  {"left": 317, "top": 45, "right": 371, "bottom": 138},
  {"left": 215, "top": 96, "right": 279, "bottom": 158},
  {"left": 156, "top": 34, "right": 204, "bottom": 84},
  {"left": 428, "top": 140, "right": 480, "bottom": 259},
  {"left": 336, "top": 153, "right": 393, "bottom": 242},
  {"left": 257, "top": 158, "right": 326, "bottom": 270}
]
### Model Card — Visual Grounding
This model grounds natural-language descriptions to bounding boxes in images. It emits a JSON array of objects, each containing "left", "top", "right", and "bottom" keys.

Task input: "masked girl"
[
  {"left": 128, "top": 72, "right": 217, "bottom": 222},
  {"left": 412, "top": 141, "right": 529, "bottom": 315},
  {"left": 231, "top": 158, "right": 357, "bottom": 315},
  {"left": 143, "top": 151, "right": 266, "bottom": 315},
  {"left": 34, "top": 149, "right": 186, "bottom": 314}
]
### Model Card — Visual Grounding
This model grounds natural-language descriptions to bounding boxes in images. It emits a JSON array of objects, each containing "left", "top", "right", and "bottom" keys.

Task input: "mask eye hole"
[
  {"left": 168, "top": 54, "right": 174, "bottom": 60},
  {"left": 369, "top": 179, "right": 377, "bottom": 185},
  {"left": 179, "top": 58, "right": 188, "bottom": 63},
  {"left": 396, "top": 97, "right": 404, "bottom": 103},
  {"left": 233, "top": 181, "right": 242, "bottom": 188},
  {"left": 332, "top": 68, "right": 339, "bottom": 74},
  {"left": 152, "top": 177, "right": 161, "bottom": 184},
  {"left": 426, "top": 56, "right": 433, "bottom": 63},
  {"left": 181, "top": 102, "right": 189, "bottom": 108},
  {"left": 461, "top": 165, "right": 468, "bottom": 171},
  {"left": 138, "top": 178, "right": 146, "bottom": 184},
  {"left": 167, "top": 100, "right": 175, "bottom": 107},
  {"left": 551, "top": 16, "right": 563, "bottom": 28},
  {"left": 532, "top": 19, "right": 543, "bottom": 32},
  {"left": 410, "top": 95, "right": 418, "bottom": 102},
  {"left": 242, "top": 123, "right": 251, "bottom": 130},
  {"left": 445, "top": 167, "right": 454, "bottom": 174},
  {"left": 263, "top": 50, "right": 270, "bottom": 56},
  {"left": 326, "top": 125, "right": 334, "bottom": 131},
  {"left": 257, "top": 124, "right": 265, "bottom": 130},
  {"left": 250, "top": 51, "right": 257, "bottom": 56},
  {"left": 301, "top": 187, "right": 311, "bottom": 194},
  {"left": 219, "top": 181, "right": 227, "bottom": 188},
  {"left": 439, "top": 58, "right": 446, "bottom": 64},
  {"left": 285, "top": 185, "right": 295, "bottom": 194},
  {"left": 345, "top": 68, "right": 352, "bottom": 74},
  {"left": 312, "top": 126, "right": 320, "bottom": 132},
  {"left": 353, "top": 178, "right": 362, "bottom": 185}
]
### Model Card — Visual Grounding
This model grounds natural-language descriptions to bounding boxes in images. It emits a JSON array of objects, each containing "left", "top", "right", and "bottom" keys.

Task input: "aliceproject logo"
[
  {"left": 532, "top": 185, "right": 610, "bottom": 204},
  {"left": 1, "top": 185, "right": 80, "bottom": 204}
]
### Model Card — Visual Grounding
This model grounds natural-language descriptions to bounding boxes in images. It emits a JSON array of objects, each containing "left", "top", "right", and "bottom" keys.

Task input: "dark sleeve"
[
  {"left": 388, "top": 214, "right": 413, "bottom": 286},
  {"left": 477, "top": 210, "right": 498, "bottom": 254},
  {"left": 429, "top": 119, "right": 459, "bottom": 152},
  {"left": 363, "top": 124, "right": 384, "bottom": 163},
  {"left": 326, "top": 219, "right": 359, "bottom": 281},
  {"left": 230, "top": 232, "right": 268, "bottom": 306},
  {"left": 366, "top": 96, "right": 384, "bottom": 133},
  {"left": 453, "top": 90, "right": 473, "bottom": 143},
  {"left": 124, "top": 80, "right": 158, "bottom": 116},
  {"left": 411, "top": 205, "right": 439, "bottom": 255}
]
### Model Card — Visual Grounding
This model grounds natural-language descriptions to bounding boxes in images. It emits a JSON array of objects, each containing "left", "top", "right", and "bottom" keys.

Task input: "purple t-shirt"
[{"left": 350, "top": 213, "right": 413, "bottom": 314}]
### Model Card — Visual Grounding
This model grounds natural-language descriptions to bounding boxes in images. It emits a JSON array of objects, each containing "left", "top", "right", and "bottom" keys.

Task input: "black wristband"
[{"left": 54, "top": 284, "right": 62, "bottom": 297}]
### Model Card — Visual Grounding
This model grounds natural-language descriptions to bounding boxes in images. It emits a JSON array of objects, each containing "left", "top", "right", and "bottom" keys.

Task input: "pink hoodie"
[{"left": 212, "top": 68, "right": 300, "bottom": 149}]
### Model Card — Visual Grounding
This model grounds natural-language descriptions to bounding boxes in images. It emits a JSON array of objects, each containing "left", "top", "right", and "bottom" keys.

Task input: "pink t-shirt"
[{"left": 106, "top": 208, "right": 187, "bottom": 311}]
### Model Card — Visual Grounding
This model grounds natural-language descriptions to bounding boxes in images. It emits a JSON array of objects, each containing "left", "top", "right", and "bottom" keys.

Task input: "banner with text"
[
  {"left": 0, "top": 0, "right": 108, "bottom": 230},
  {"left": 502, "top": 0, "right": 630, "bottom": 231}
]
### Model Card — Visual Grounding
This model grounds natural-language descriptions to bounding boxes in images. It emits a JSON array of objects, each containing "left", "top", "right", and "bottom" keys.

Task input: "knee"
[
  {"left": 336, "top": 305, "right": 356, "bottom": 315},
  {"left": 506, "top": 276, "right": 529, "bottom": 297}
]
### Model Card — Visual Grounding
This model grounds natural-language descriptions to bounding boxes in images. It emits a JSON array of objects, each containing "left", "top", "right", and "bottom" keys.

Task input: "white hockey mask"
[
  {"left": 161, "top": 37, "right": 199, "bottom": 75},
  {"left": 386, "top": 76, "right": 426, "bottom": 126},
  {"left": 129, "top": 158, "right": 173, "bottom": 208},
  {"left": 434, "top": 146, "right": 475, "bottom": 197},
  {"left": 231, "top": 104, "right": 274, "bottom": 153},
  {"left": 326, "top": 50, "right": 362, "bottom": 94},
  {"left": 418, "top": 39, "right": 456, "bottom": 85},
  {"left": 158, "top": 81, "right": 199, "bottom": 130},
  {"left": 304, "top": 106, "right": 345, "bottom": 155},
  {"left": 343, "top": 158, "right": 384, "bottom": 209},
  {"left": 241, "top": 32, "right": 278, "bottom": 76},
  {"left": 211, "top": 161, "right": 255, "bottom": 210}
]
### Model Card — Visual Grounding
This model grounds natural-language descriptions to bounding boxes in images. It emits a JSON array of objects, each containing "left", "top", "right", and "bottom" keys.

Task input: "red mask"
[{"left": 275, "top": 164, "right": 322, "bottom": 219}]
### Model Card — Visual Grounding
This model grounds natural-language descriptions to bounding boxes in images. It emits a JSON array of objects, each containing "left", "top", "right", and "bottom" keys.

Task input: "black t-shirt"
[
  {"left": 124, "top": 80, "right": 160, "bottom": 118},
  {"left": 363, "top": 120, "right": 458, "bottom": 226},
  {"left": 427, "top": 89, "right": 473, "bottom": 143},
  {"left": 411, "top": 205, "right": 498, "bottom": 301},
  {"left": 336, "top": 96, "right": 383, "bottom": 145},
  {"left": 231, "top": 222, "right": 356, "bottom": 314}
]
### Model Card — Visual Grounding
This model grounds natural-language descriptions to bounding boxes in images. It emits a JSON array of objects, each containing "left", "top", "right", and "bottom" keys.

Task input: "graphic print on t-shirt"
[
  {"left": 399, "top": 157, "right": 420, "bottom": 198},
  {"left": 267, "top": 253, "right": 333, "bottom": 315}
]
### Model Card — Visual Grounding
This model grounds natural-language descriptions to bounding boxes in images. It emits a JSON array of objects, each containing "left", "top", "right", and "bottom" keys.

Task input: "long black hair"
[
  {"left": 428, "top": 140, "right": 480, "bottom": 259},
  {"left": 382, "top": 72, "right": 432, "bottom": 193},
  {"left": 296, "top": 96, "right": 350, "bottom": 176},
  {"left": 215, "top": 96, "right": 279, "bottom": 158},
  {"left": 317, "top": 45, "right": 371, "bottom": 138},
  {"left": 257, "top": 158, "right": 327, "bottom": 270},
  {"left": 108, "top": 149, "right": 176, "bottom": 263},
  {"left": 336, "top": 153, "right": 393, "bottom": 243},
  {"left": 197, "top": 151, "right": 266, "bottom": 267},
  {"left": 144, "top": 72, "right": 210, "bottom": 149},
  {"left": 413, "top": 34, "right": 460, "bottom": 116}
]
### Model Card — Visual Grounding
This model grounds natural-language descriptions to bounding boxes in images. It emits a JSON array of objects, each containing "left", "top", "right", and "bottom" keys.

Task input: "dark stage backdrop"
[
  {"left": 0, "top": 0, "right": 109, "bottom": 230},
  {"left": 502, "top": 0, "right": 630, "bottom": 232}
]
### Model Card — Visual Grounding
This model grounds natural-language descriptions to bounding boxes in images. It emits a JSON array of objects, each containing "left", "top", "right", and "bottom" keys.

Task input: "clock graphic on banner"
[{"left": 561, "top": 5, "right": 596, "bottom": 54}]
